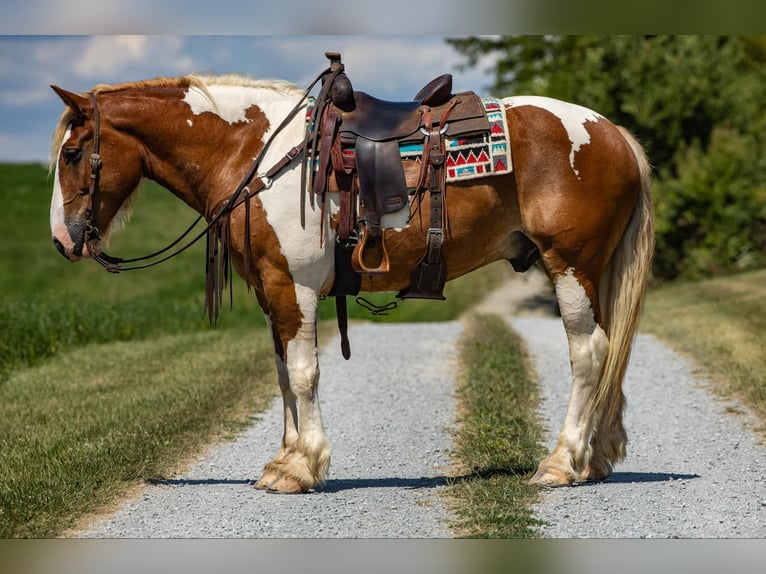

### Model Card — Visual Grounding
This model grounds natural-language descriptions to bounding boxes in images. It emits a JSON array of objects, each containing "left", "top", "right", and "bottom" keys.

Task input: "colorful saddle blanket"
[{"left": 398, "top": 98, "right": 512, "bottom": 181}]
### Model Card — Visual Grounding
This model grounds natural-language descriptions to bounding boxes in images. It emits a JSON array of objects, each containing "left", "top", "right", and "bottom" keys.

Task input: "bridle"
[
  {"left": 80, "top": 63, "right": 344, "bottom": 275},
  {"left": 82, "top": 93, "right": 103, "bottom": 250}
]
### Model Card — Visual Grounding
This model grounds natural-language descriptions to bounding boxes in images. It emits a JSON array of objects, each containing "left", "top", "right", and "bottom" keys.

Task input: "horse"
[{"left": 48, "top": 68, "right": 654, "bottom": 493}]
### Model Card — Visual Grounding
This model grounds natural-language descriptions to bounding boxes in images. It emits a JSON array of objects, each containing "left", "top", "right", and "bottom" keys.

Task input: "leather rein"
[{"left": 83, "top": 64, "right": 342, "bottom": 276}]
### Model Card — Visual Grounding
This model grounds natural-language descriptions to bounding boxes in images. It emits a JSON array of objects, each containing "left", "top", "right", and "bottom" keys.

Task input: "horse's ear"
[{"left": 51, "top": 85, "right": 90, "bottom": 116}]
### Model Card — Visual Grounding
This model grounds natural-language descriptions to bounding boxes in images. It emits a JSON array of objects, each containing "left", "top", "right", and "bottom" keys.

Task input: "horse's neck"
[{"left": 114, "top": 85, "right": 305, "bottom": 219}]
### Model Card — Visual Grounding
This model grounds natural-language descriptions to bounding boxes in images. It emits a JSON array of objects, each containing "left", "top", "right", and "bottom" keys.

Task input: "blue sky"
[{"left": 0, "top": 36, "right": 499, "bottom": 164}]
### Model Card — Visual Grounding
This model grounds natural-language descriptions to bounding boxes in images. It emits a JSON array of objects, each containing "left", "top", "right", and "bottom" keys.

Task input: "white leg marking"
[
  {"left": 284, "top": 284, "right": 327, "bottom": 456},
  {"left": 555, "top": 268, "right": 609, "bottom": 470}
]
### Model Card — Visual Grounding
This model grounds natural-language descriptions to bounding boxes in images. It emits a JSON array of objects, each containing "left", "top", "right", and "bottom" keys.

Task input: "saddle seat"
[{"left": 337, "top": 74, "right": 453, "bottom": 143}]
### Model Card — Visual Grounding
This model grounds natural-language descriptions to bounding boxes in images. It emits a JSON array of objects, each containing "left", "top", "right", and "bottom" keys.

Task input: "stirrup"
[{"left": 351, "top": 230, "right": 390, "bottom": 275}]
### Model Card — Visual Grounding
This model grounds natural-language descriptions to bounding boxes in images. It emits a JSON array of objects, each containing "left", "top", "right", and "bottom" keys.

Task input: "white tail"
[{"left": 591, "top": 126, "right": 655, "bottom": 445}]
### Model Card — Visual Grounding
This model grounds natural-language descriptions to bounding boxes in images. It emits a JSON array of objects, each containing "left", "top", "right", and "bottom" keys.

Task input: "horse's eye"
[{"left": 62, "top": 147, "right": 82, "bottom": 164}]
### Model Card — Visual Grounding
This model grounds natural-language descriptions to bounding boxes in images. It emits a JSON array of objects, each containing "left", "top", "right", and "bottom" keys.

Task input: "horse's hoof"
[
  {"left": 265, "top": 475, "right": 308, "bottom": 494},
  {"left": 529, "top": 466, "right": 574, "bottom": 487},
  {"left": 255, "top": 472, "right": 309, "bottom": 494},
  {"left": 578, "top": 463, "right": 612, "bottom": 483},
  {"left": 254, "top": 474, "right": 276, "bottom": 491}
]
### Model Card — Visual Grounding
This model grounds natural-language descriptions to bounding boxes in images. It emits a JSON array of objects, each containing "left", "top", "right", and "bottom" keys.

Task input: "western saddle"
[{"left": 306, "top": 53, "right": 491, "bottom": 357}]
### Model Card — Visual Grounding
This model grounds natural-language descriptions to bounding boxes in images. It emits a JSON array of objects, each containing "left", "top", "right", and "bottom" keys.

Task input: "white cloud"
[
  {"left": 72, "top": 36, "right": 195, "bottom": 78},
  {"left": 0, "top": 87, "right": 52, "bottom": 107}
]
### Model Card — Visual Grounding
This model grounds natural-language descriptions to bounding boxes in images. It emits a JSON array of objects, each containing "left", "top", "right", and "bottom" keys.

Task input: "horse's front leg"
[{"left": 255, "top": 285, "right": 330, "bottom": 493}]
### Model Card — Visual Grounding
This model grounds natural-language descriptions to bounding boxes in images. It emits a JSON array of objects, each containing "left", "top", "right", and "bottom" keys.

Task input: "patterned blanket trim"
[{"left": 399, "top": 97, "right": 513, "bottom": 182}]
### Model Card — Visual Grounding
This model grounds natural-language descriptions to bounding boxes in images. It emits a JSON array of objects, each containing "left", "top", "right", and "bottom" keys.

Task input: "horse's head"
[{"left": 49, "top": 86, "right": 143, "bottom": 261}]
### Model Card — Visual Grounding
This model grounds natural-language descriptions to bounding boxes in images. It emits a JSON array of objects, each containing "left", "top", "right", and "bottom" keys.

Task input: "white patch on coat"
[
  {"left": 183, "top": 84, "right": 261, "bottom": 125},
  {"left": 504, "top": 96, "right": 603, "bottom": 178},
  {"left": 187, "top": 119, "right": 193, "bottom": 127},
  {"left": 232, "top": 87, "right": 336, "bottom": 293},
  {"left": 556, "top": 268, "right": 597, "bottom": 333}
]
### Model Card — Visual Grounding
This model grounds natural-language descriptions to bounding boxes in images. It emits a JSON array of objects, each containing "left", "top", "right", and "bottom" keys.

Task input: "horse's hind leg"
[{"left": 530, "top": 265, "right": 609, "bottom": 487}]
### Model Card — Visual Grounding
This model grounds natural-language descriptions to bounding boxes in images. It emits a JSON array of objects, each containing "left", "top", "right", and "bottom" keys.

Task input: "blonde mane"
[{"left": 49, "top": 74, "right": 304, "bottom": 172}]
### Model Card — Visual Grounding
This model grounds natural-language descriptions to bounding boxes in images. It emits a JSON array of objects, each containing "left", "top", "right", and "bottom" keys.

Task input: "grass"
[
  {"left": 641, "top": 269, "right": 766, "bottom": 425},
  {"left": 0, "top": 327, "right": 278, "bottom": 538},
  {"left": 0, "top": 164, "right": 265, "bottom": 381},
  {"left": 446, "top": 313, "right": 546, "bottom": 538}
]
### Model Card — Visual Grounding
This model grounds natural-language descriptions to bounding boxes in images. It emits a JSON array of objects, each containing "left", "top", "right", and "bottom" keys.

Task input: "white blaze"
[
  {"left": 50, "top": 129, "right": 69, "bottom": 235},
  {"left": 504, "top": 96, "right": 603, "bottom": 178}
]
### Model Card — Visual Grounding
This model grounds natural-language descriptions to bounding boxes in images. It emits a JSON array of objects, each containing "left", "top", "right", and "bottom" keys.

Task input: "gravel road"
[
  {"left": 75, "top": 272, "right": 766, "bottom": 538},
  {"left": 513, "top": 316, "right": 766, "bottom": 538},
  {"left": 76, "top": 321, "right": 462, "bottom": 538}
]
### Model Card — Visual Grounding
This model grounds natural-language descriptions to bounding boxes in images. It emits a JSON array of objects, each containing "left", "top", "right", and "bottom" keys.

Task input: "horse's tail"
[{"left": 590, "top": 126, "right": 654, "bottom": 452}]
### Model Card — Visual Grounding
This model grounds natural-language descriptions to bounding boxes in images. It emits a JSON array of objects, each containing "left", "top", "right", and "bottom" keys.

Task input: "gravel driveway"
[
  {"left": 513, "top": 316, "right": 766, "bottom": 538},
  {"left": 76, "top": 321, "right": 462, "bottom": 538},
  {"left": 74, "top": 271, "right": 766, "bottom": 538}
]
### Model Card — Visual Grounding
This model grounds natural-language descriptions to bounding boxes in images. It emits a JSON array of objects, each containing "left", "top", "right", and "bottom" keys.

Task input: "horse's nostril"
[{"left": 52, "top": 237, "right": 67, "bottom": 258}]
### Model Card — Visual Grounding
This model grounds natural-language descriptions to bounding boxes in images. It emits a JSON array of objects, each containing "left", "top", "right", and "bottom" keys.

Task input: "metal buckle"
[
  {"left": 285, "top": 146, "right": 301, "bottom": 161},
  {"left": 419, "top": 123, "right": 449, "bottom": 137},
  {"left": 427, "top": 227, "right": 443, "bottom": 240}
]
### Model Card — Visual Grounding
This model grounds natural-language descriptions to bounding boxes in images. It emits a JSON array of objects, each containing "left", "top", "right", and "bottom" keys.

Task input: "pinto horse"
[{"left": 49, "top": 72, "right": 653, "bottom": 493}]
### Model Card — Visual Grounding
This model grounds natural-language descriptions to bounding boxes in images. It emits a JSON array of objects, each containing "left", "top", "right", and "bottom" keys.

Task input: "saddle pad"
[
  {"left": 398, "top": 98, "right": 512, "bottom": 182},
  {"left": 305, "top": 97, "right": 512, "bottom": 182}
]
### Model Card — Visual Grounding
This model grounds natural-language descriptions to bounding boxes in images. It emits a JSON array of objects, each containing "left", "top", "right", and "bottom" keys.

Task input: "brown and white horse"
[{"left": 49, "top": 73, "right": 653, "bottom": 493}]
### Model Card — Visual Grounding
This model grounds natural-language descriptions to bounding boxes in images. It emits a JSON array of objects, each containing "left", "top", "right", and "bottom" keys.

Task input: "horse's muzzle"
[
  {"left": 53, "top": 237, "right": 67, "bottom": 258},
  {"left": 52, "top": 228, "right": 91, "bottom": 261}
]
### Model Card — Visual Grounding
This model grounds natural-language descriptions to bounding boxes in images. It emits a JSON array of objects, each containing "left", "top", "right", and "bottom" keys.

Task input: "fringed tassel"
[
  {"left": 243, "top": 190, "right": 252, "bottom": 293},
  {"left": 204, "top": 210, "right": 234, "bottom": 324},
  {"left": 204, "top": 223, "right": 218, "bottom": 324}
]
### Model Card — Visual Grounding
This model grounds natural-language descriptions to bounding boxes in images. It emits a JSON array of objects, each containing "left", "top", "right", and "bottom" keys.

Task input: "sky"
[{"left": 0, "top": 36, "right": 499, "bottom": 164}]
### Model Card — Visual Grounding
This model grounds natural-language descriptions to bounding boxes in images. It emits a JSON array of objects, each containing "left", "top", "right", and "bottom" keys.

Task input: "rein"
[{"left": 83, "top": 64, "right": 342, "bottom": 320}]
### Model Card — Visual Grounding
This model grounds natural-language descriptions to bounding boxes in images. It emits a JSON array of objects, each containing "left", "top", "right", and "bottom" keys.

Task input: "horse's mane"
[{"left": 49, "top": 74, "right": 304, "bottom": 172}]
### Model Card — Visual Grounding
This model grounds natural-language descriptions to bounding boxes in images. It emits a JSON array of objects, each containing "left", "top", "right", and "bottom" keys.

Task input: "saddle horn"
[{"left": 324, "top": 52, "right": 355, "bottom": 112}]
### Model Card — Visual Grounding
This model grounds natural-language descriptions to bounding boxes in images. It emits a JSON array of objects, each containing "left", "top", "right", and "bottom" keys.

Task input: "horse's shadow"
[
  {"left": 145, "top": 470, "right": 700, "bottom": 492},
  {"left": 599, "top": 471, "right": 700, "bottom": 484},
  {"left": 319, "top": 476, "right": 449, "bottom": 493},
  {"left": 146, "top": 477, "right": 256, "bottom": 487},
  {"left": 144, "top": 475, "right": 450, "bottom": 492}
]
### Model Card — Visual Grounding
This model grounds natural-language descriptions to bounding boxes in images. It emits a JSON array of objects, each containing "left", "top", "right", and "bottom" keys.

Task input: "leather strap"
[{"left": 335, "top": 296, "right": 351, "bottom": 360}]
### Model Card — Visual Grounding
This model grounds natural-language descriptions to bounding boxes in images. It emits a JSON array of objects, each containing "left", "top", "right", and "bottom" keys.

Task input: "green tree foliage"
[{"left": 449, "top": 36, "right": 766, "bottom": 280}]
